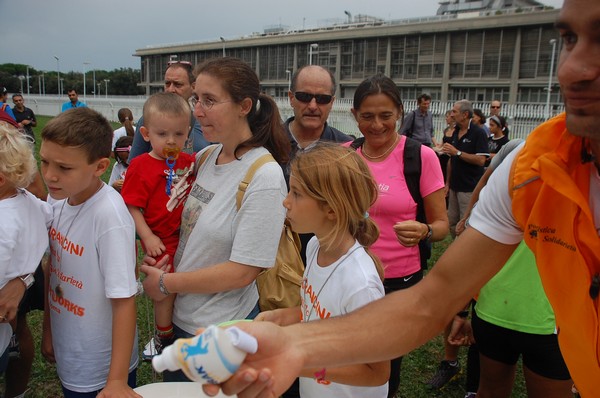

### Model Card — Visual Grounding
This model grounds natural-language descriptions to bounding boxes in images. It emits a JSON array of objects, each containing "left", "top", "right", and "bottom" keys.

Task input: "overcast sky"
[{"left": 1, "top": 0, "right": 562, "bottom": 73}]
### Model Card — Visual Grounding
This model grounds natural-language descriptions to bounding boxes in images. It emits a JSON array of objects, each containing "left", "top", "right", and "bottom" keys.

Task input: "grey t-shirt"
[{"left": 173, "top": 145, "right": 287, "bottom": 333}]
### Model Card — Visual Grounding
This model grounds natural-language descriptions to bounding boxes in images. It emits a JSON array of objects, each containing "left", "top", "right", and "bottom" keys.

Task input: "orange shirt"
[{"left": 511, "top": 113, "right": 600, "bottom": 397}]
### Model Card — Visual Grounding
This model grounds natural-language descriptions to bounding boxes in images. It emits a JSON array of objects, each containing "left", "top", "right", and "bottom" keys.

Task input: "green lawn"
[{"left": 0, "top": 116, "right": 527, "bottom": 397}]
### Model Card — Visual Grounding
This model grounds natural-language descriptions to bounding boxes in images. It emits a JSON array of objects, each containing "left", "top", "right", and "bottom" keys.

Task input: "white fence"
[{"left": 26, "top": 95, "right": 563, "bottom": 141}]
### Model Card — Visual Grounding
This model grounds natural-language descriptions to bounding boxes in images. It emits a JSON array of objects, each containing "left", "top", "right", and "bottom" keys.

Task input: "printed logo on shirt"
[
  {"left": 301, "top": 278, "right": 331, "bottom": 321},
  {"left": 48, "top": 286, "right": 85, "bottom": 317},
  {"left": 49, "top": 226, "right": 85, "bottom": 257},
  {"left": 189, "top": 184, "right": 214, "bottom": 204},
  {"left": 378, "top": 183, "right": 390, "bottom": 193},
  {"left": 527, "top": 224, "right": 576, "bottom": 252}
]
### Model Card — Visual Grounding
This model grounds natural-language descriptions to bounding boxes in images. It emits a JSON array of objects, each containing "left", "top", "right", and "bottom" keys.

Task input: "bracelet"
[
  {"left": 158, "top": 273, "right": 170, "bottom": 295},
  {"left": 456, "top": 310, "right": 469, "bottom": 318},
  {"left": 314, "top": 368, "right": 330, "bottom": 385},
  {"left": 424, "top": 224, "right": 433, "bottom": 241}
]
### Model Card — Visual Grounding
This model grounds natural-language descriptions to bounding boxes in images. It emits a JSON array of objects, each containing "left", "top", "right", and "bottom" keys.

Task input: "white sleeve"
[{"left": 468, "top": 146, "right": 524, "bottom": 245}]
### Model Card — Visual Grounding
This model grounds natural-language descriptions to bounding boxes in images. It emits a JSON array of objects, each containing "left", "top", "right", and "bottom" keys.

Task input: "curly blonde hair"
[{"left": 0, "top": 121, "right": 37, "bottom": 188}]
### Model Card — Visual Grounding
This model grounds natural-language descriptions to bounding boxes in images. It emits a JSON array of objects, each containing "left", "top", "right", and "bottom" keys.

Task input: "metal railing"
[{"left": 27, "top": 95, "right": 563, "bottom": 141}]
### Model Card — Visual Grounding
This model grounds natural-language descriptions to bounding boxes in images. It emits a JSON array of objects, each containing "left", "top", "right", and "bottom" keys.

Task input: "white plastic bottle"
[{"left": 152, "top": 325, "right": 258, "bottom": 384}]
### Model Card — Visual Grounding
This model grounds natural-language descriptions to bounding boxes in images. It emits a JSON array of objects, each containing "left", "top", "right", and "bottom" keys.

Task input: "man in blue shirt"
[
  {"left": 61, "top": 89, "right": 87, "bottom": 112},
  {"left": 400, "top": 93, "right": 437, "bottom": 147},
  {"left": 0, "top": 86, "right": 16, "bottom": 120}
]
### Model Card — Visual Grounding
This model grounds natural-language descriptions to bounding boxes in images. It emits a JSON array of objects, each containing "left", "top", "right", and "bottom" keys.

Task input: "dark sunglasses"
[
  {"left": 167, "top": 60, "right": 193, "bottom": 69},
  {"left": 490, "top": 106, "right": 501, "bottom": 109},
  {"left": 294, "top": 91, "right": 333, "bottom": 105}
]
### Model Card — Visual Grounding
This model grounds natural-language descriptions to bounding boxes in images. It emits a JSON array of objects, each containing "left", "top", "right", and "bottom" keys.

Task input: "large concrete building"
[{"left": 134, "top": 1, "right": 561, "bottom": 105}]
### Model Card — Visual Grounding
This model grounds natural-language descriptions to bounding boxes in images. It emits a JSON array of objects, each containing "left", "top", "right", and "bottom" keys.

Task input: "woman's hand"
[
  {"left": 0, "top": 278, "right": 27, "bottom": 323},
  {"left": 140, "top": 255, "right": 172, "bottom": 301},
  {"left": 393, "top": 220, "right": 426, "bottom": 247}
]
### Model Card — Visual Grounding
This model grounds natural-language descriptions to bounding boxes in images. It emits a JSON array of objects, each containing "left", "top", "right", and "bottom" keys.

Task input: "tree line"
[{"left": 1, "top": 63, "right": 143, "bottom": 96}]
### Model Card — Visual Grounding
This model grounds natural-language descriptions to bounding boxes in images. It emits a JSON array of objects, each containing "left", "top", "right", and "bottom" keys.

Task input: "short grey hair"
[{"left": 455, "top": 99, "right": 473, "bottom": 118}]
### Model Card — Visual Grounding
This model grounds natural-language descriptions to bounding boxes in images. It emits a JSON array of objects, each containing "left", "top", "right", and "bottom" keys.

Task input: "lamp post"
[
  {"left": 104, "top": 79, "right": 110, "bottom": 98},
  {"left": 53, "top": 55, "right": 60, "bottom": 96},
  {"left": 18, "top": 76, "right": 24, "bottom": 93},
  {"left": 344, "top": 10, "right": 352, "bottom": 24},
  {"left": 309, "top": 43, "right": 319, "bottom": 65},
  {"left": 545, "top": 39, "right": 558, "bottom": 120},
  {"left": 97, "top": 82, "right": 101, "bottom": 97},
  {"left": 26, "top": 66, "right": 30, "bottom": 96},
  {"left": 42, "top": 72, "right": 45, "bottom": 95},
  {"left": 220, "top": 37, "right": 226, "bottom": 57},
  {"left": 59, "top": 78, "right": 64, "bottom": 96},
  {"left": 286, "top": 70, "right": 292, "bottom": 91},
  {"left": 92, "top": 69, "right": 96, "bottom": 98},
  {"left": 83, "top": 62, "right": 90, "bottom": 104}
]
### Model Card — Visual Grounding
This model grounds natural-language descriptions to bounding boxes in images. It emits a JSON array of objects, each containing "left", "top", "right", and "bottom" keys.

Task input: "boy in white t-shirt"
[{"left": 40, "top": 108, "right": 139, "bottom": 398}]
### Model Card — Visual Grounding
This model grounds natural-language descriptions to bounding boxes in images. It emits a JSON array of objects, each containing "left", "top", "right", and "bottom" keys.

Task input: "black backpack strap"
[
  {"left": 403, "top": 137, "right": 432, "bottom": 270},
  {"left": 350, "top": 136, "right": 365, "bottom": 150},
  {"left": 403, "top": 137, "right": 423, "bottom": 221}
]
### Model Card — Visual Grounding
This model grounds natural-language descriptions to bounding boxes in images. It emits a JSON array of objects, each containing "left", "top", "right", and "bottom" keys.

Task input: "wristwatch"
[
  {"left": 424, "top": 224, "right": 433, "bottom": 241},
  {"left": 456, "top": 150, "right": 462, "bottom": 157},
  {"left": 19, "top": 273, "right": 35, "bottom": 290}
]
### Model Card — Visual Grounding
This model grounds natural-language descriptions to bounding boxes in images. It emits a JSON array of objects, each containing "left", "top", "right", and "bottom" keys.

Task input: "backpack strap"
[
  {"left": 194, "top": 145, "right": 218, "bottom": 175},
  {"left": 349, "top": 136, "right": 365, "bottom": 150},
  {"left": 236, "top": 153, "right": 276, "bottom": 211},
  {"left": 403, "top": 136, "right": 424, "bottom": 222}
]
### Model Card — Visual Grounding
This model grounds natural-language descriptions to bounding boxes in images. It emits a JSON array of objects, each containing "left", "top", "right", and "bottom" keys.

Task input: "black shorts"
[
  {"left": 17, "top": 263, "right": 45, "bottom": 314},
  {"left": 383, "top": 269, "right": 423, "bottom": 294},
  {"left": 472, "top": 308, "right": 571, "bottom": 380}
]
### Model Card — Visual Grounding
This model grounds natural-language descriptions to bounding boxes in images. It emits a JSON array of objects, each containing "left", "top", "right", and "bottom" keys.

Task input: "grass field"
[{"left": 0, "top": 116, "right": 527, "bottom": 397}]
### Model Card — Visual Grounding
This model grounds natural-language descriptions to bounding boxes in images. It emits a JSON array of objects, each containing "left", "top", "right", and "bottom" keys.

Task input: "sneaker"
[
  {"left": 8, "top": 333, "right": 20, "bottom": 359},
  {"left": 426, "top": 360, "right": 461, "bottom": 390},
  {"left": 142, "top": 337, "right": 159, "bottom": 361},
  {"left": 142, "top": 335, "right": 175, "bottom": 361},
  {"left": 464, "top": 393, "right": 477, "bottom": 398}
]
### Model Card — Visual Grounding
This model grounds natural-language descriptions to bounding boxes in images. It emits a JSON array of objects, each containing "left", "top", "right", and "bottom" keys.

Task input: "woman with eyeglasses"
[
  {"left": 140, "top": 57, "right": 290, "bottom": 382},
  {"left": 344, "top": 73, "right": 449, "bottom": 398}
]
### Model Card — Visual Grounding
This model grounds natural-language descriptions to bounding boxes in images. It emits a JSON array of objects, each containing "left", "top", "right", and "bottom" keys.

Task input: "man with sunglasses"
[
  {"left": 485, "top": 100, "right": 502, "bottom": 135},
  {"left": 285, "top": 66, "right": 352, "bottom": 157},
  {"left": 128, "top": 61, "right": 209, "bottom": 161}
]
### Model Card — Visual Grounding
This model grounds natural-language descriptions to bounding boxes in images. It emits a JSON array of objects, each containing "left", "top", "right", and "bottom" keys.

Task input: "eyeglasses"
[
  {"left": 293, "top": 91, "right": 333, "bottom": 105},
  {"left": 490, "top": 106, "right": 501, "bottom": 109},
  {"left": 167, "top": 60, "right": 193, "bottom": 69},
  {"left": 190, "top": 95, "right": 232, "bottom": 110}
]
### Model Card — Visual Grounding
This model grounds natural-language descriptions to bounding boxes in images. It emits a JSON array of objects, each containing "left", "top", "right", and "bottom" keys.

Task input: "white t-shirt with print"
[{"left": 299, "top": 237, "right": 388, "bottom": 398}]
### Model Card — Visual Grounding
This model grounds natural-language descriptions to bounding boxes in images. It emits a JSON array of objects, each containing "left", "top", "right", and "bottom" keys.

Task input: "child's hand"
[
  {"left": 97, "top": 380, "right": 141, "bottom": 398},
  {"left": 255, "top": 307, "right": 301, "bottom": 326},
  {"left": 142, "top": 234, "right": 166, "bottom": 258},
  {"left": 112, "top": 179, "right": 124, "bottom": 192}
]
